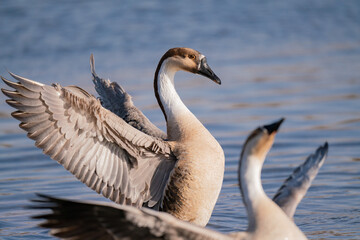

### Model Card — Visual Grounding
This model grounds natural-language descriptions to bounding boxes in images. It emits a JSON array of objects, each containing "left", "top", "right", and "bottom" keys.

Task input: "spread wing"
[
  {"left": 1, "top": 72, "right": 177, "bottom": 208},
  {"left": 90, "top": 54, "right": 167, "bottom": 140},
  {"left": 273, "top": 142, "right": 328, "bottom": 218},
  {"left": 30, "top": 194, "right": 230, "bottom": 240}
]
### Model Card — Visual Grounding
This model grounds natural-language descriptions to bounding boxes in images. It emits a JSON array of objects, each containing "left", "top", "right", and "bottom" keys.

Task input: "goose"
[
  {"left": 30, "top": 119, "right": 328, "bottom": 240},
  {"left": 1, "top": 47, "right": 225, "bottom": 226},
  {"left": 231, "top": 118, "right": 309, "bottom": 240},
  {"left": 88, "top": 58, "right": 325, "bottom": 219}
]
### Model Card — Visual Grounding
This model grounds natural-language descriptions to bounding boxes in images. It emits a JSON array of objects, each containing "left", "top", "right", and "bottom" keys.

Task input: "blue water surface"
[{"left": 0, "top": 1, "right": 359, "bottom": 239}]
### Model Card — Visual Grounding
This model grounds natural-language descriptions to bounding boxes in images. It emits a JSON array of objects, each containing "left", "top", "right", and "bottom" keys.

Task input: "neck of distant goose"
[
  {"left": 239, "top": 150, "right": 267, "bottom": 231},
  {"left": 154, "top": 58, "right": 194, "bottom": 140}
]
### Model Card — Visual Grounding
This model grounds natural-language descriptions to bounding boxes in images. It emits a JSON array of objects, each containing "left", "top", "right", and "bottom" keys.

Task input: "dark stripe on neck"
[
  {"left": 154, "top": 49, "right": 179, "bottom": 122},
  {"left": 154, "top": 54, "right": 168, "bottom": 122}
]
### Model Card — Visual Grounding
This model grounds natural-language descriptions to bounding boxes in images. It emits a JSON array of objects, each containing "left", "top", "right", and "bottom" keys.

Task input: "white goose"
[
  {"left": 1, "top": 47, "right": 225, "bottom": 226},
  {"left": 232, "top": 119, "right": 308, "bottom": 240},
  {"left": 31, "top": 119, "right": 328, "bottom": 240}
]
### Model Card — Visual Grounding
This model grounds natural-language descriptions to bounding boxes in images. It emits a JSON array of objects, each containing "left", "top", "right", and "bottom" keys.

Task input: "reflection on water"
[{"left": 1, "top": 0, "right": 360, "bottom": 239}]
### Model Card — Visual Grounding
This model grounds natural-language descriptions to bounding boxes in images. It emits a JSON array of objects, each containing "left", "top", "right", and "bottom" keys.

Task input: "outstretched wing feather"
[
  {"left": 30, "top": 194, "right": 231, "bottom": 240},
  {"left": 273, "top": 142, "right": 328, "bottom": 218},
  {"left": 2, "top": 73, "right": 176, "bottom": 207}
]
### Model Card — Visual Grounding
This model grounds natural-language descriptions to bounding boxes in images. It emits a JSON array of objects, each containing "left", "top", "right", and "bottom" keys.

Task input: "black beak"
[
  {"left": 263, "top": 118, "right": 285, "bottom": 134},
  {"left": 198, "top": 58, "right": 221, "bottom": 85}
]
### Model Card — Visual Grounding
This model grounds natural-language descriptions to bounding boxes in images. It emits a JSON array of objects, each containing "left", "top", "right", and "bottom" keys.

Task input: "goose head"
[
  {"left": 156, "top": 47, "right": 221, "bottom": 84},
  {"left": 241, "top": 118, "right": 285, "bottom": 164}
]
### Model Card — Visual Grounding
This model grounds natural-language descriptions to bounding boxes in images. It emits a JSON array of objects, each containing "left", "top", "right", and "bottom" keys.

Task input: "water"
[{"left": 0, "top": 0, "right": 359, "bottom": 239}]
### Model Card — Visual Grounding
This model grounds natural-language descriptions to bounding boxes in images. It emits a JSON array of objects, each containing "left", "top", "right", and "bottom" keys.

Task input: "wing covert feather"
[{"left": 90, "top": 54, "right": 167, "bottom": 140}]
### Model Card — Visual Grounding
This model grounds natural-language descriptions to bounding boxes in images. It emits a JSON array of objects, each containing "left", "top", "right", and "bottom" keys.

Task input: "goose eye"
[{"left": 188, "top": 54, "right": 196, "bottom": 60}]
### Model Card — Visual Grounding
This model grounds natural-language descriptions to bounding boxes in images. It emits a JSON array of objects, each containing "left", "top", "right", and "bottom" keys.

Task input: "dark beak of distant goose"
[
  {"left": 264, "top": 118, "right": 285, "bottom": 134},
  {"left": 198, "top": 58, "right": 221, "bottom": 85}
]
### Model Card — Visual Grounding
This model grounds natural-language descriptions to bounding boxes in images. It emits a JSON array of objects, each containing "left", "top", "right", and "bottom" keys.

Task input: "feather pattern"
[
  {"left": 29, "top": 194, "right": 231, "bottom": 240},
  {"left": 90, "top": 54, "right": 167, "bottom": 140},
  {"left": 1, "top": 72, "right": 177, "bottom": 207},
  {"left": 273, "top": 142, "right": 328, "bottom": 218}
]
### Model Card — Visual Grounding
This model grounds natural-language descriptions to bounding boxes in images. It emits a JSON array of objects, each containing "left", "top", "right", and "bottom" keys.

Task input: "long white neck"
[
  {"left": 239, "top": 152, "right": 267, "bottom": 230},
  {"left": 157, "top": 59, "right": 191, "bottom": 120},
  {"left": 155, "top": 59, "right": 198, "bottom": 139}
]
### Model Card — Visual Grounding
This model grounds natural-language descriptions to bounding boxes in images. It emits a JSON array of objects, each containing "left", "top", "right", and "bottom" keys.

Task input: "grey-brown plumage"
[
  {"left": 1, "top": 72, "right": 176, "bottom": 208},
  {"left": 30, "top": 194, "right": 231, "bottom": 240},
  {"left": 273, "top": 142, "right": 328, "bottom": 218},
  {"left": 90, "top": 54, "right": 167, "bottom": 140}
]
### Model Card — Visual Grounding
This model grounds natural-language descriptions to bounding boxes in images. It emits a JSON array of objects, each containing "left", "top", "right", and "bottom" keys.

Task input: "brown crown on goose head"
[
  {"left": 154, "top": 47, "right": 221, "bottom": 122},
  {"left": 155, "top": 47, "right": 221, "bottom": 84}
]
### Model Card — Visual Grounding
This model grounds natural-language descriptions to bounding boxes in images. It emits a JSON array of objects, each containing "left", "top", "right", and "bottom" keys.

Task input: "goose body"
[
  {"left": 1, "top": 47, "right": 224, "bottom": 226},
  {"left": 152, "top": 49, "right": 224, "bottom": 224},
  {"left": 30, "top": 120, "right": 328, "bottom": 240}
]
